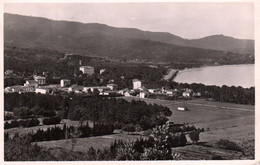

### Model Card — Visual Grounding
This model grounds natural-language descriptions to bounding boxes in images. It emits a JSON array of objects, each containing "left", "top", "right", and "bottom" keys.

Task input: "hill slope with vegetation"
[{"left": 4, "top": 13, "right": 254, "bottom": 64}]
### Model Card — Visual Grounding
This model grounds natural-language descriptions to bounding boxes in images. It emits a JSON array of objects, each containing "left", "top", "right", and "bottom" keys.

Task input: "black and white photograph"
[{"left": 2, "top": 1, "right": 258, "bottom": 162}]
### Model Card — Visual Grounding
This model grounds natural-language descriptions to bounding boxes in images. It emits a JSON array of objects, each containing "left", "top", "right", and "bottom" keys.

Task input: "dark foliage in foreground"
[
  {"left": 216, "top": 139, "right": 242, "bottom": 152},
  {"left": 5, "top": 93, "right": 172, "bottom": 130},
  {"left": 42, "top": 117, "right": 61, "bottom": 125},
  {"left": 4, "top": 118, "right": 40, "bottom": 129},
  {"left": 29, "top": 123, "right": 114, "bottom": 142},
  {"left": 189, "top": 131, "right": 200, "bottom": 144}
]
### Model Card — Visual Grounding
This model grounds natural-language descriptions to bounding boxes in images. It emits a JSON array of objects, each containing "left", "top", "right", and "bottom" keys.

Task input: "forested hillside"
[{"left": 4, "top": 13, "right": 254, "bottom": 64}]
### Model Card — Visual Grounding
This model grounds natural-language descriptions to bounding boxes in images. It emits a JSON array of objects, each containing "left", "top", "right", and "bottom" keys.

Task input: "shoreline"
[
  {"left": 177, "top": 63, "right": 254, "bottom": 73},
  {"left": 172, "top": 63, "right": 255, "bottom": 88}
]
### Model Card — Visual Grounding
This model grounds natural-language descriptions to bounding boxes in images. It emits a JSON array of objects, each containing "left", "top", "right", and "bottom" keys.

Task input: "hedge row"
[
  {"left": 4, "top": 118, "right": 40, "bottom": 129},
  {"left": 42, "top": 117, "right": 61, "bottom": 125}
]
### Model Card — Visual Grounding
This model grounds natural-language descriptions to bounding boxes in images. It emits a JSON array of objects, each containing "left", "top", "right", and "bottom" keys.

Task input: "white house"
[
  {"left": 5, "top": 70, "right": 13, "bottom": 75},
  {"left": 100, "top": 91, "right": 116, "bottom": 96},
  {"left": 100, "top": 69, "right": 106, "bottom": 74},
  {"left": 4, "top": 87, "right": 12, "bottom": 93},
  {"left": 183, "top": 91, "right": 192, "bottom": 98},
  {"left": 193, "top": 92, "right": 202, "bottom": 97},
  {"left": 124, "top": 92, "right": 131, "bottom": 97},
  {"left": 12, "top": 86, "right": 24, "bottom": 93},
  {"left": 34, "top": 76, "right": 46, "bottom": 85},
  {"left": 83, "top": 86, "right": 110, "bottom": 93},
  {"left": 79, "top": 66, "right": 94, "bottom": 75},
  {"left": 117, "top": 89, "right": 129, "bottom": 95},
  {"left": 148, "top": 89, "right": 155, "bottom": 93},
  {"left": 139, "top": 92, "right": 146, "bottom": 98},
  {"left": 35, "top": 88, "right": 49, "bottom": 95},
  {"left": 60, "top": 79, "right": 71, "bottom": 87},
  {"left": 5, "top": 85, "right": 36, "bottom": 93},
  {"left": 117, "top": 90, "right": 124, "bottom": 95},
  {"left": 24, "top": 80, "right": 39, "bottom": 88},
  {"left": 68, "top": 85, "right": 84, "bottom": 93},
  {"left": 166, "top": 90, "right": 178, "bottom": 97},
  {"left": 177, "top": 107, "right": 186, "bottom": 111},
  {"left": 133, "top": 79, "right": 141, "bottom": 89},
  {"left": 4, "top": 85, "right": 23, "bottom": 93},
  {"left": 23, "top": 86, "right": 35, "bottom": 93},
  {"left": 107, "top": 84, "right": 118, "bottom": 90}
]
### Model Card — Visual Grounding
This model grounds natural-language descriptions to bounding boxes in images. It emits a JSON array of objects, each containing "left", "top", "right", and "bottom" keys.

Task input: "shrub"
[
  {"left": 4, "top": 120, "right": 19, "bottom": 129},
  {"left": 216, "top": 139, "right": 242, "bottom": 152},
  {"left": 4, "top": 113, "right": 14, "bottom": 120},
  {"left": 114, "top": 122, "right": 123, "bottom": 129},
  {"left": 240, "top": 139, "right": 254, "bottom": 158},
  {"left": 20, "top": 118, "right": 40, "bottom": 127},
  {"left": 13, "top": 107, "right": 33, "bottom": 119},
  {"left": 122, "top": 124, "right": 136, "bottom": 132},
  {"left": 4, "top": 118, "right": 40, "bottom": 129},
  {"left": 42, "top": 116, "right": 61, "bottom": 125},
  {"left": 92, "top": 123, "right": 114, "bottom": 136},
  {"left": 189, "top": 131, "right": 200, "bottom": 144}
]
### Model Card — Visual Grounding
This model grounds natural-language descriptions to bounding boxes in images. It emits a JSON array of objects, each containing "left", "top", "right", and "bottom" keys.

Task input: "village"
[{"left": 4, "top": 63, "right": 201, "bottom": 108}]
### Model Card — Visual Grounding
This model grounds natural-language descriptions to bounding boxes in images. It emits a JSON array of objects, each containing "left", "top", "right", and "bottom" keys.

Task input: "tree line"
[
  {"left": 27, "top": 123, "right": 114, "bottom": 142},
  {"left": 164, "top": 82, "right": 255, "bottom": 105},
  {"left": 5, "top": 93, "right": 172, "bottom": 131},
  {"left": 4, "top": 117, "right": 62, "bottom": 129}
]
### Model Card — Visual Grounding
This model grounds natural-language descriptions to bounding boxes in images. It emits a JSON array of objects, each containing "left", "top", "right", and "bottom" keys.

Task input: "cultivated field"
[
  {"left": 37, "top": 131, "right": 141, "bottom": 152},
  {"left": 123, "top": 97, "right": 254, "bottom": 143}
]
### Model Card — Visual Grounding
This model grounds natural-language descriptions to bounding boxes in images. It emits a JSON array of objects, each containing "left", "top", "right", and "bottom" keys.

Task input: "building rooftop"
[
  {"left": 85, "top": 86, "right": 110, "bottom": 89},
  {"left": 34, "top": 76, "right": 46, "bottom": 79},
  {"left": 69, "top": 85, "right": 84, "bottom": 90},
  {"left": 79, "top": 66, "right": 94, "bottom": 69},
  {"left": 132, "top": 79, "right": 141, "bottom": 82},
  {"left": 27, "top": 80, "right": 38, "bottom": 84},
  {"left": 107, "top": 83, "right": 117, "bottom": 86}
]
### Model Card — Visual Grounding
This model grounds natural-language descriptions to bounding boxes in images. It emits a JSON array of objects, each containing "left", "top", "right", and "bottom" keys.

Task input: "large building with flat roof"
[
  {"left": 79, "top": 66, "right": 94, "bottom": 75},
  {"left": 34, "top": 76, "right": 46, "bottom": 85}
]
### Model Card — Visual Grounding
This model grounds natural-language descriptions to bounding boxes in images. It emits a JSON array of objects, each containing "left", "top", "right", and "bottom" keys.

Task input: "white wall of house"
[
  {"left": 177, "top": 107, "right": 185, "bottom": 111},
  {"left": 35, "top": 88, "right": 48, "bottom": 94},
  {"left": 133, "top": 80, "right": 141, "bottom": 89},
  {"left": 79, "top": 66, "right": 94, "bottom": 75},
  {"left": 60, "top": 79, "right": 70, "bottom": 87},
  {"left": 183, "top": 92, "right": 191, "bottom": 97},
  {"left": 140, "top": 92, "right": 146, "bottom": 98}
]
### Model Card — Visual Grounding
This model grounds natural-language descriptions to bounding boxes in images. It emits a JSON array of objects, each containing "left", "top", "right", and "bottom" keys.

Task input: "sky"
[{"left": 4, "top": 2, "right": 254, "bottom": 39}]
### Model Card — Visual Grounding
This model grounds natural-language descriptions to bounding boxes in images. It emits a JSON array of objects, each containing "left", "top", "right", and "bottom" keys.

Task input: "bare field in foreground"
[
  {"left": 172, "top": 144, "right": 251, "bottom": 160},
  {"left": 36, "top": 132, "right": 141, "bottom": 152},
  {"left": 123, "top": 97, "right": 254, "bottom": 143}
]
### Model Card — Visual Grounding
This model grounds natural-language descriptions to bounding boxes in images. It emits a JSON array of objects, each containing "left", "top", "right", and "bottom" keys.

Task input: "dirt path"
[{"left": 186, "top": 102, "right": 254, "bottom": 112}]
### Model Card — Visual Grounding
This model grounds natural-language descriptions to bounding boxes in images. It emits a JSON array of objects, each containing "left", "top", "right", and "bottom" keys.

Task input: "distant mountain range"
[{"left": 4, "top": 13, "right": 254, "bottom": 64}]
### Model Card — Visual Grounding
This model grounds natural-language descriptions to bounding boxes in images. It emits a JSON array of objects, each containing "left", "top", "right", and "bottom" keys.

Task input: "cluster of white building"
[
  {"left": 121, "top": 79, "right": 201, "bottom": 99},
  {"left": 5, "top": 76, "right": 47, "bottom": 94},
  {"left": 5, "top": 65, "right": 201, "bottom": 99},
  {"left": 67, "top": 83, "right": 118, "bottom": 95},
  {"left": 4, "top": 75, "right": 120, "bottom": 96}
]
